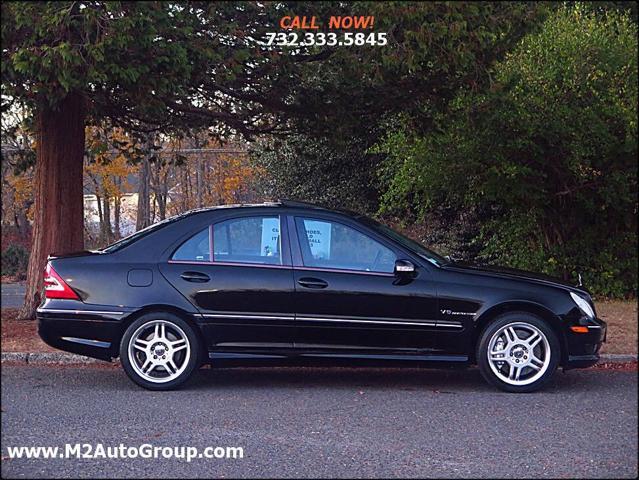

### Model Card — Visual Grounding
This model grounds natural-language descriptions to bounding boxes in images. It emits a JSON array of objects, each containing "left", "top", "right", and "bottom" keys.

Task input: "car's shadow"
[
  {"left": 188, "top": 365, "right": 487, "bottom": 392},
  {"left": 165, "top": 365, "right": 610, "bottom": 395},
  {"left": 72, "top": 362, "right": 624, "bottom": 394}
]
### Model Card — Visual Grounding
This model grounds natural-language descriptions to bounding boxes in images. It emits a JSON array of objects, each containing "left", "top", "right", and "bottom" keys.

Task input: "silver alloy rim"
[
  {"left": 487, "top": 322, "right": 551, "bottom": 386},
  {"left": 128, "top": 320, "right": 191, "bottom": 383}
]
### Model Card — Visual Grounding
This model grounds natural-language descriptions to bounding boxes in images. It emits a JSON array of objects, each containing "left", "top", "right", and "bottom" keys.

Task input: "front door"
[
  {"left": 160, "top": 214, "right": 295, "bottom": 353},
  {"left": 289, "top": 215, "right": 442, "bottom": 355}
]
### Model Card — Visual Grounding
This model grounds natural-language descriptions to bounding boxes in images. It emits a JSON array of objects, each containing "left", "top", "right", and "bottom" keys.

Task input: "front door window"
[{"left": 295, "top": 217, "right": 396, "bottom": 273}]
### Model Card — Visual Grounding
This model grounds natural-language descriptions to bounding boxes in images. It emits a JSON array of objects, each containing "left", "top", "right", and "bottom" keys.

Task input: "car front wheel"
[
  {"left": 120, "top": 312, "right": 200, "bottom": 390},
  {"left": 477, "top": 313, "right": 560, "bottom": 393}
]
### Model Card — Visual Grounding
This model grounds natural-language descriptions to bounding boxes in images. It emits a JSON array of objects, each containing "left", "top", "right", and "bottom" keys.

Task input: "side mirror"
[{"left": 394, "top": 259, "right": 416, "bottom": 277}]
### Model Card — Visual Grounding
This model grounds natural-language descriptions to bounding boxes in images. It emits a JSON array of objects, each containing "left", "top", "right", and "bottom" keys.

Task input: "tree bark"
[
  {"left": 156, "top": 191, "right": 167, "bottom": 220},
  {"left": 19, "top": 92, "right": 86, "bottom": 320},
  {"left": 152, "top": 163, "right": 169, "bottom": 221},
  {"left": 183, "top": 166, "right": 190, "bottom": 211},
  {"left": 93, "top": 178, "right": 103, "bottom": 230},
  {"left": 196, "top": 157, "right": 203, "bottom": 208},
  {"left": 101, "top": 193, "right": 112, "bottom": 244},
  {"left": 136, "top": 142, "right": 152, "bottom": 231},
  {"left": 114, "top": 194, "right": 121, "bottom": 240}
]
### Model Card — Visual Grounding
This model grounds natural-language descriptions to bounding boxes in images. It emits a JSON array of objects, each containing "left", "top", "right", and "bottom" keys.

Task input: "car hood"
[{"left": 442, "top": 261, "right": 590, "bottom": 295}]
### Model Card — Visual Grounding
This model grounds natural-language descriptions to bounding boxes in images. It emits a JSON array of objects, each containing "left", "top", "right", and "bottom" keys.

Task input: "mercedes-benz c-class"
[{"left": 37, "top": 200, "right": 606, "bottom": 392}]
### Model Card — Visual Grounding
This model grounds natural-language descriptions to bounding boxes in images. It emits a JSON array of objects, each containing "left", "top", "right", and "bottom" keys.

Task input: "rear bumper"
[
  {"left": 37, "top": 304, "right": 130, "bottom": 361},
  {"left": 563, "top": 317, "right": 607, "bottom": 370}
]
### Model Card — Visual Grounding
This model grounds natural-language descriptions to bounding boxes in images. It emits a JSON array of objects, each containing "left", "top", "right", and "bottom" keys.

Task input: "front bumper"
[{"left": 563, "top": 316, "right": 607, "bottom": 369}]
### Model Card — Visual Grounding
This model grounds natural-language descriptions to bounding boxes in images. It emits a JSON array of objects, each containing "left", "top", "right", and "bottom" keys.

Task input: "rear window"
[
  {"left": 172, "top": 228, "right": 211, "bottom": 262},
  {"left": 101, "top": 216, "right": 182, "bottom": 253}
]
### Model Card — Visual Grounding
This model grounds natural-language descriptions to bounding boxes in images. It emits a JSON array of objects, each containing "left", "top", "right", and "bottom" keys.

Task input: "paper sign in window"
[
  {"left": 303, "top": 220, "right": 332, "bottom": 260},
  {"left": 260, "top": 217, "right": 280, "bottom": 257}
]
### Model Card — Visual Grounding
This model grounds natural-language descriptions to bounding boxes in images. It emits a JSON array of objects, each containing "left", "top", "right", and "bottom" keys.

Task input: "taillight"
[{"left": 44, "top": 263, "right": 80, "bottom": 300}]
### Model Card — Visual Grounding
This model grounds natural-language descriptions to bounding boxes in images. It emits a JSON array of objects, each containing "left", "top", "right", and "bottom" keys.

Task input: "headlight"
[{"left": 570, "top": 291, "right": 595, "bottom": 319}]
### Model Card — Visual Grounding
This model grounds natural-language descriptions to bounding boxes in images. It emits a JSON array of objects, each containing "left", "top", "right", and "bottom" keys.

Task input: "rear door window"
[{"left": 213, "top": 216, "right": 282, "bottom": 265}]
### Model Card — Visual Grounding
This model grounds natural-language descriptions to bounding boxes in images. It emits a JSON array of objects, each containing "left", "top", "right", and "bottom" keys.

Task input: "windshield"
[
  {"left": 359, "top": 217, "right": 449, "bottom": 267},
  {"left": 100, "top": 215, "right": 182, "bottom": 253}
]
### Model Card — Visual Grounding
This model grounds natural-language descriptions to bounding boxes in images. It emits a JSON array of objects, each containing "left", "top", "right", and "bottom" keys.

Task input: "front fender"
[{"left": 472, "top": 300, "right": 569, "bottom": 365}]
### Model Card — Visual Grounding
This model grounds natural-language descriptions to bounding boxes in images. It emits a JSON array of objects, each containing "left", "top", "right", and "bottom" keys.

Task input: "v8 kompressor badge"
[{"left": 441, "top": 309, "right": 476, "bottom": 316}]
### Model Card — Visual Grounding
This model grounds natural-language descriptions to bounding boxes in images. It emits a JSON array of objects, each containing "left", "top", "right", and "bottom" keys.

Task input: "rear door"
[{"left": 159, "top": 214, "right": 296, "bottom": 353}]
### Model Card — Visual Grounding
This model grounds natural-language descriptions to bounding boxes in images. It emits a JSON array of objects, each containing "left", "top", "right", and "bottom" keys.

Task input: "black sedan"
[{"left": 37, "top": 200, "right": 606, "bottom": 392}]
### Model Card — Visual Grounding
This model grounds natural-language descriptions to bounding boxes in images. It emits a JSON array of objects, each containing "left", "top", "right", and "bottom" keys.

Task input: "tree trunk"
[
  {"left": 94, "top": 189, "right": 103, "bottom": 229},
  {"left": 101, "top": 193, "right": 112, "bottom": 244},
  {"left": 183, "top": 166, "right": 190, "bottom": 211},
  {"left": 136, "top": 149, "right": 151, "bottom": 231},
  {"left": 196, "top": 157, "right": 203, "bottom": 208},
  {"left": 19, "top": 92, "right": 86, "bottom": 320},
  {"left": 13, "top": 211, "right": 23, "bottom": 235},
  {"left": 114, "top": 194, "right": 121, "bottom": 240},
  {"left": 158, "top": 193, "right": 167, "bottom": 220},
  {"left": 153, "top": 164, "right": 169, "bottom": 221}
]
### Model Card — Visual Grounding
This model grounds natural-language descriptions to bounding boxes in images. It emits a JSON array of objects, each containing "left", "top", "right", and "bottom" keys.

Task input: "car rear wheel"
[
  {"left": 120, "top": 312, "right": 200, "bottom": 390},
  {"left": 477, "top": 313, "right": 560, "bottom": 393}
]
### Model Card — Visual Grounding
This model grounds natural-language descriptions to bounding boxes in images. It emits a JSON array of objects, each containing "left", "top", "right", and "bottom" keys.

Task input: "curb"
[
  {"left": 597, "top": 354, "right": 638, "bottom": 363},
  {"left": 1, "top": 351, "right": 636, "bottom": 365},
  {"left": 1, "top": 352, "right": 113, "bottom": 364}
]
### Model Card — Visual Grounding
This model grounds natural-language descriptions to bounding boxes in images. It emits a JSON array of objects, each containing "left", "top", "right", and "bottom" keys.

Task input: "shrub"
[
  {"left": 376, "top": 5, "right": 638, "bottom": 298},
  {"left": 1, "top": 244, "right": 30, "bottom": 280}
]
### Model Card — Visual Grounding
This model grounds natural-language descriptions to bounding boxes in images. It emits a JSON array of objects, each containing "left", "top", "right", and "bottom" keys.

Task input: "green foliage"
[
  {"left": 4, "top": 1, "right": 634, "bottom": 299},
  {"left": 377, "top": 5, "right": 638, "bottom": 297},
  {"left": 580, "top": 1, "right": 638, "bottom": 22},
  {"left": 290, "top": 1, "right": 549, "bottom": 140},
  {"left": 249, "top": 1, "right": 549, "bottom": 216},
  {"left": 2, "top": 1, "right": 547, "bottom": 141},
  {"left": 250, "top": 135, "right": 382, "bottom": 215},
  {"left": 1, "top": 244, "right": 29, "bottom": 279},
  {"left": 1, "top": 2, "right": 333, "bottom": 134}
]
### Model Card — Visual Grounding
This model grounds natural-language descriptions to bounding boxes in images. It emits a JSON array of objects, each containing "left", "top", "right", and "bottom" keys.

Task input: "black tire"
[
  {"left": 477, "top": 312, "right": 560, "bottom": 393},
  {"left": 120, "top": 312, "right": 201, "bottom": 391}
]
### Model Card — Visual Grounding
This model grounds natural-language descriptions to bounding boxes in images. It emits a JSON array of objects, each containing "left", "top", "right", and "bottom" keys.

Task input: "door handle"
[
  {"left": 180, "top": 271, "right": 210, "bottom": 283},
  {"left": 297, "top": 277, "right": 328, "bottom": 289}
]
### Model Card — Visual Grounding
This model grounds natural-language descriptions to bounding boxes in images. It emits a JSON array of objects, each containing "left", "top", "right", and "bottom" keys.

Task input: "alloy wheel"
[
  {"left": 127, "top": 320, "right": 191, "bottom": 383},
  {"left": 486, "top": 322, "right": 551, "bottom": 386}
]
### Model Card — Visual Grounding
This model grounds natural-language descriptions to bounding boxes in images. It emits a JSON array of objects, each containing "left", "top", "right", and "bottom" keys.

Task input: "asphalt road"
[
  {"left": 1, "top": 365, "right": 637, "bottom": 479},
  {"left": 1, "top": 282, "right": 25, "bottom": 309}
]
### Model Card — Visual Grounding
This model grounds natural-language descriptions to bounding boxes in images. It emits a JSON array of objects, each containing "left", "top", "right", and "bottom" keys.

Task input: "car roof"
[{"left": 183, "top": 199, "right": 361, "bottom": 218}]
